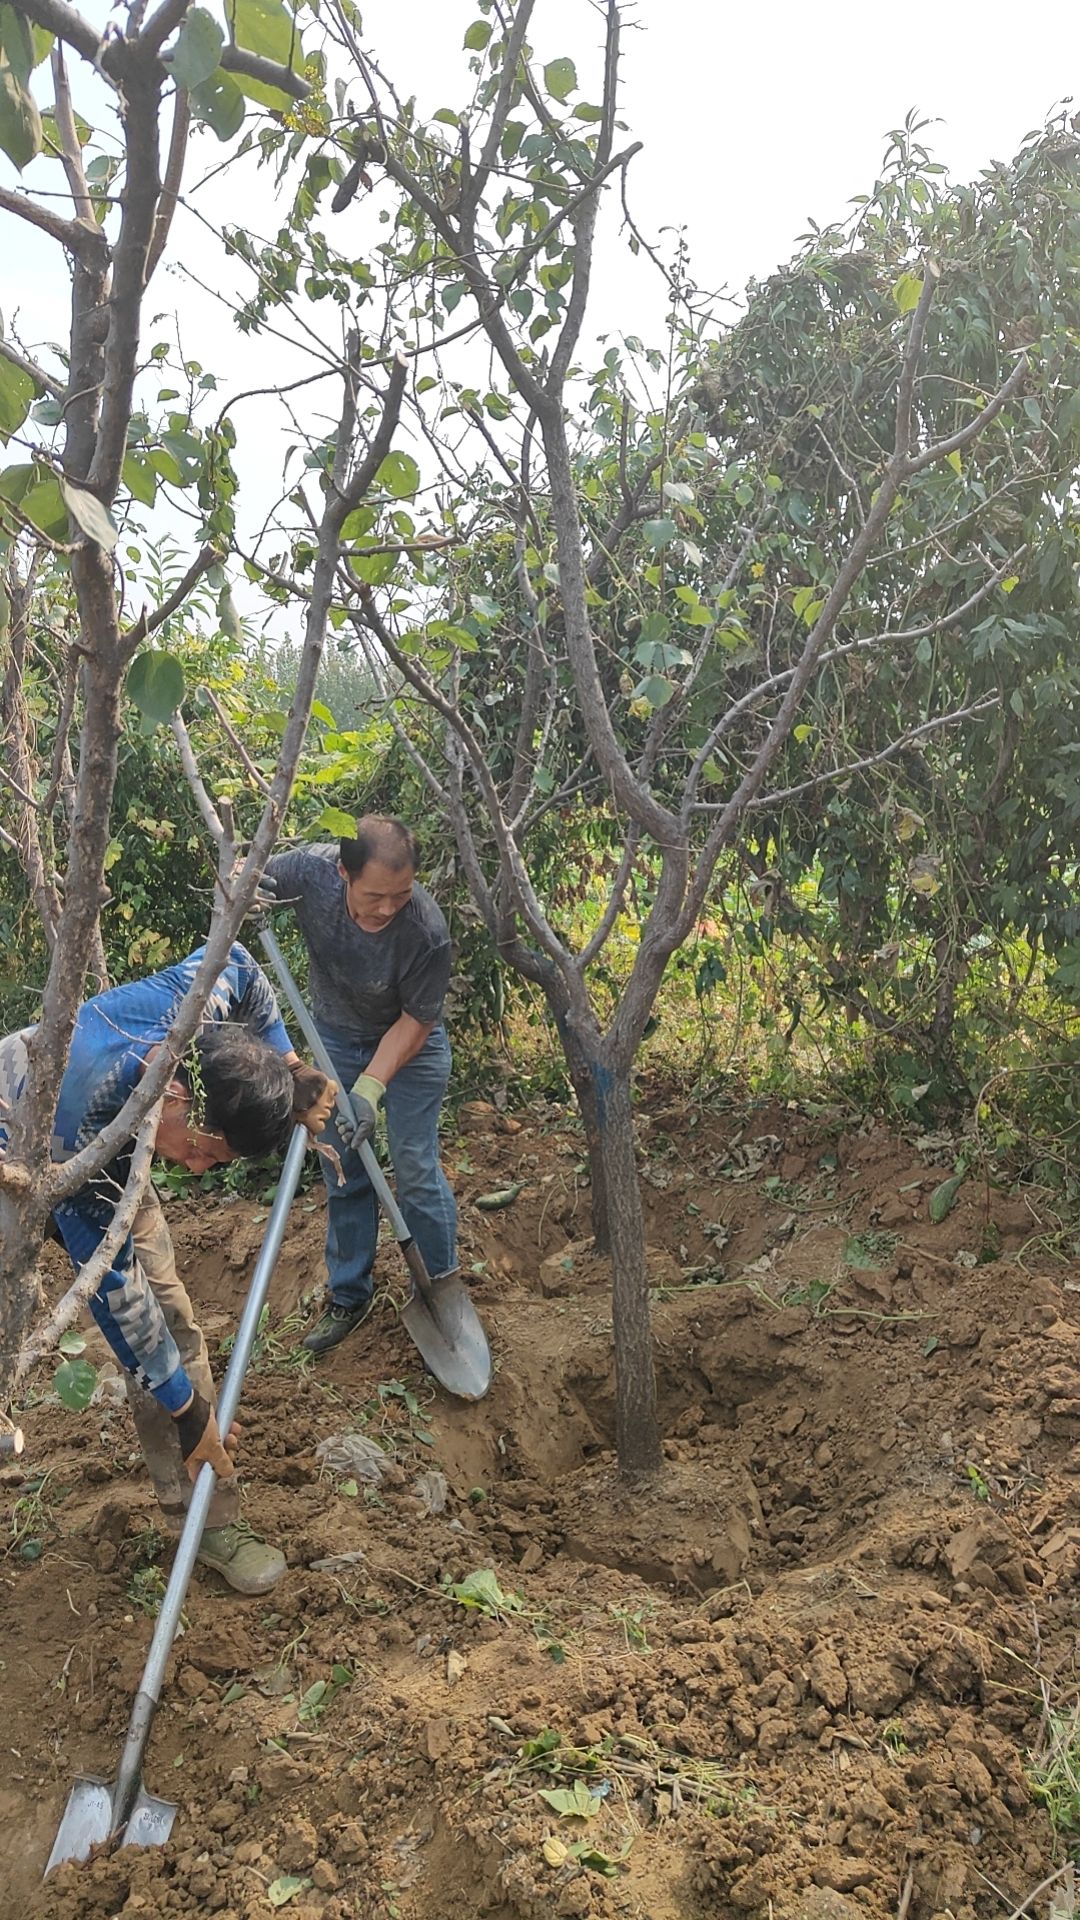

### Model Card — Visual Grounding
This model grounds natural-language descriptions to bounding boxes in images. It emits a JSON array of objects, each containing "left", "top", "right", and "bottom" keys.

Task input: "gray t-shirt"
[{"left": 265, "top": 845, "right": 451, "bottom": 1039}]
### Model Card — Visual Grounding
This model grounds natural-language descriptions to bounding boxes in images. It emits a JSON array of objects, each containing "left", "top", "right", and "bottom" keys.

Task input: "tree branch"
[
  {"left": 170, "top": 707, "right": 223, "bottom": 841},
  {"left": 51, "top": 42, "right": 94, "bottom": 225},
  {"left": 202, "top": 686, "right": 272, "bottom": 796},
  {"left": 0, "top": 335, "right": 64, "bottom": 401},
  {"left": 218, "top": 43, "right": 310, "bottom": 100},
  {"left": 741, "top": 696, "right": 998, "bottom": 810},
  {"left": 11, "top": 0, "right": 101, "bottom": 67},
  {"left": 144, "top": 83, "right": 190, "bottom": 285},
  {"left": 0, "top": 182, "right": 103, "bottom": 260},
  {"left": 906, "top": 356, "right": 1028, "bottom": 474},
  {"left": 138, "top": 542, "right": 220, "bottom": 639},
  {"left": 12, "top": 1101, "right": 161, "bottom": 1386}
]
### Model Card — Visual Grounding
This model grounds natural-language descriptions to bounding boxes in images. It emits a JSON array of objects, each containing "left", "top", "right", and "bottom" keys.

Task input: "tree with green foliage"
[
  {"left": 229, "top": 6, "right": 1027, "bottom": 1473},
  {"left": 0, "top": 0, "right": 409, "bottom": 1396}
]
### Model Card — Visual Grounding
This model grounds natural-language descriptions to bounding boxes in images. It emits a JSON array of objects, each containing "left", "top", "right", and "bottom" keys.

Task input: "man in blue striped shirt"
[{"left": 0, "top": 943, "right": 335, "bottom": 1594}]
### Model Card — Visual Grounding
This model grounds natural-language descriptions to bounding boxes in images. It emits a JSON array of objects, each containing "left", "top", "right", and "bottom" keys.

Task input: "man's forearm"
[{"left": 365, "top": 1014, "right": 434, "bottom": 1088}]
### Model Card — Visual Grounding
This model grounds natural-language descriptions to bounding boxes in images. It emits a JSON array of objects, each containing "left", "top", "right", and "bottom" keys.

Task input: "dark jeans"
[{"left": 317, "top": 1024, "right": 457, "bottom": 1307}]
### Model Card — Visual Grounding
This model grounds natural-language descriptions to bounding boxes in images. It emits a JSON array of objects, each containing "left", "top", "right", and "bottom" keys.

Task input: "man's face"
[
  {"left": 340, "top": 857, "right": 415, "bottom": 933},
  {"left": 155, "top": 1091, "right": 237, "bottom": 1174}
]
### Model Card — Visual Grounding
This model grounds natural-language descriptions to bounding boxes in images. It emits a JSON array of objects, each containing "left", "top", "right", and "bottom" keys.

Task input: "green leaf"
[
  {"left": 0, "top": 355, "right": 36, "bottom": 442},
  {"left": 148, "top": 446, "right": 184, "bottom": 487},
  {"left": 126, "top": 649, "right": 186, "bottom": 726},
  {"left": 122, "top": 452, "right": 158, "bottom": 507},
  {"left": 945, "top": 449, "right": 962, "bottom": 477},
  {"left": 633, "top": 673, "right": 675, "bottom": 709},
  {"left": 376, "top": 449, "right": 420, "bottom": 499},
  {"left": 448, "top": 1567, "right": 521, "bottom": 1615},
  {"left": 190, "top": 68, "right": 245, "bottom": 141},
  {"left": 314, "top": 806, "right": 359, "bottom": 836},
  {"left": 61, "top": 478, "right": 118, "bottom": 552},
  {"left": 1001, "top": 574, "right": 1019, "bottom": 594},
  {"left": 19, "top": 472, "right": 67, "bottom": 540},
  {"left": 267, "top": 1878, "right": 312, "bottom": 1909},
  {"left": 539, "top": 1778, "right": 601, "bottom": 1820},
  {"left": 543, "top": 56, "right": 577, "bottom": 102},
  {"left": 58, "top": 1329, "right": 86, "bottom": 1356},
  {"left": 54, "top": 1357, "right": 97, "bottom": 1412},
  {"left": 0, "top": 51, "right": 43, "bottom": 171},
  {"left": 463, "top": 19, "right": 492, "bottom": 48},
  {"left": 231, "top": 0, "right": 300, "bottom": 65},
  {"left": 0, "top": 579, "right": 9, "bottom": 645},
  {"left": 928, "top": 1172, "right": 964, "bottom": 1224},
  {"left": 217, "top": 583, "right": 242, "bottom": 641},
  {"left": 642, "top": 517, "right": 677, "bottom": 551},
  {"left": 0, "top": 5, "right": 33, "bottom": 80},
  {"left": 170, "top": 6, "right": 223, "bottom": 89},
  {"left": 469, "top": 593, "right": 501, "bottom": 622},
  {"left": 892, "top": 271, "right": 923, "bottom": 314}
]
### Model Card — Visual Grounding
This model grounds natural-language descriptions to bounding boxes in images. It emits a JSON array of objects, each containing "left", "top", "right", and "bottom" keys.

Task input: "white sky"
[{"left": 4, "top": 0, "right": 1075, "bottom": 623}]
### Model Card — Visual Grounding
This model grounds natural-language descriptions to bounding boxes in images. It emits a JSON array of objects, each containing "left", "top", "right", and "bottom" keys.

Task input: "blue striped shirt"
[{"left": 0, "top": 944, "right": 292, "bottom": 1411}]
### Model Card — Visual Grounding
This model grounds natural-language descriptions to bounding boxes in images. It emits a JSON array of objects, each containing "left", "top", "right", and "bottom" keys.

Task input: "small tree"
[
  {"left": 194, "top": 0, "right": 1047, "bottom": 1474},
  {"left": 0, "top": 0, "right": 408, "bottom": 1394}
]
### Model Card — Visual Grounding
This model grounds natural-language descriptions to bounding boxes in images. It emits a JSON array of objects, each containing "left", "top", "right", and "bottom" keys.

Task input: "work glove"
[
  {"left": 174, "top": 1389, "right": 239, "bottom": 1483},
  {"left": 249, "top": 869, "right": 279, "bottom": 919},
  {"left": 347, "top": 1071, "right": 385, "bottom": 1152},
  {"left": 290, "top": 1063, "right": 337, "bottom": 1135}
]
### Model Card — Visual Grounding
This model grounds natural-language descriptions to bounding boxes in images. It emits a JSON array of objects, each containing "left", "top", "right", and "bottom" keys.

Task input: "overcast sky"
[{"left": 5, "top": 0, "right": 1075, "bottom": 622}]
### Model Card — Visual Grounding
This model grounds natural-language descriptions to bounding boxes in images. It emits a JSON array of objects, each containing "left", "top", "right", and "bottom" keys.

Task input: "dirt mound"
[{"left": 3, "top": 1106, "right": 1075, "bottom": 1920}]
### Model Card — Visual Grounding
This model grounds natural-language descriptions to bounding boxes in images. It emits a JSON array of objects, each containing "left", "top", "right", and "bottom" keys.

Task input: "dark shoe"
[
  {"left": 302, "top": 1297, "right": 373, "bottom": 1355},
  {"left": 197, "top": 1522, "right": 286, "bottom": 1594}
]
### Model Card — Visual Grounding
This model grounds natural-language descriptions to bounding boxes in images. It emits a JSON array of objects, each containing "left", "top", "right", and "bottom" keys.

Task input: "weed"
[
  {"left": 298, "top": 1663, "right": 354, "bottom": 1727},
  {"left": 964, "top": 1462, "right": 991, "bottom": 1502},
  {"left": 219, "top": 1303, "right": 313, "bottom": 1377},
  {"left": 609, "top": 1601, "right": 653, "bottom": 1653},
  {"left": 6, "top": 1470, "right": 59, "bottom": 1561},
  {"left": 782, "top": 1277, "right": 834, "bottom": 1313},
  {"left": 843, "top": 1230, "right": 898, "bottom": 1270},
  {"left": 1029, "top": 1705, "right": 1080, "bottom": 1838}
]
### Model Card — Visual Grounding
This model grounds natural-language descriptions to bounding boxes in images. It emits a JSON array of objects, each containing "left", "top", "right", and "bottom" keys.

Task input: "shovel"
[
  {"left": 46, "top": 1123, "right": 310, "bottom": 1874},
  {"left": 259, "top": 926, "right": 491, "bottom": 1403}
]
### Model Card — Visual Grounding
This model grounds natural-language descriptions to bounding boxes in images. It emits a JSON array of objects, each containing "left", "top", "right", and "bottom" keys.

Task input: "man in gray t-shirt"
[{"left": 265, "top": 815, "right": 457, "bottom": 1353}]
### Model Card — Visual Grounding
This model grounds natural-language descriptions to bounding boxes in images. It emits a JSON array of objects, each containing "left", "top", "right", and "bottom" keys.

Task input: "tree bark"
[
  {"left": 558, "top": 1016, "right": 611, "bottom": 1250},
  {"left": 591, "top": 1059, "right": 661, "bottom": 1475}
]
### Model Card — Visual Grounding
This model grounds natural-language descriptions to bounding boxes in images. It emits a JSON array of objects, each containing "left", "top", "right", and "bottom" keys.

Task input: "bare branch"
[
  {"left": 0, "top": 182, "right": 103, "bottom": 260},
  {"left": 0, "top": 335, "right": 64, "bottom": 401},
  {"left": 139, "top": 542, "right": 221, "bottom": 639},
  {"left": 218, "top": 43, "right": 311, "bottom": 100},
  {"left": 51, "top": 43, "right": 94, "bottom": 225},
  {"left": 170, "top": 707, "right": 223, "bottom": 842},
  {"left": 742, "top": 696, "right": 998, "bottom": 810},
  {"left": 202, "top": 687, "right": 272, "bottom": 797},
  {"left": 906, "top": 356, "right": 1028, "bottom": 475},
  {"left": 12, "top": 1101, "right": 160, "bottom": 1385},
  {"left": 11, "top": 0, "right": 102, "bottom": 67},
  {"left": 145, "top": 84, "right": 190, "bottom": 284}
]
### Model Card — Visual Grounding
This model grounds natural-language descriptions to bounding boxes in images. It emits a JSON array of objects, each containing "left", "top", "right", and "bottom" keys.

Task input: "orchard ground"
[{"left": 3, "top": 1090, "right": 1078, "bottom": 1920}]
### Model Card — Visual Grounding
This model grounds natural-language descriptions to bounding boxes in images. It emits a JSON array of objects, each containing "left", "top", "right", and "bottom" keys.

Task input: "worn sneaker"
[
  {"left": 302, "top": 1297, "right": 374, "bottom": 1355},
  {"left": 197, "top": 1522, "right": 286, "bottom": 1595}
]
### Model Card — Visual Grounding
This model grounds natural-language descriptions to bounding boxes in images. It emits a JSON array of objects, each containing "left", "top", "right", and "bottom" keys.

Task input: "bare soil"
[{"left": 3, "top": 1097, "right": 1077, "bottom": 1920}]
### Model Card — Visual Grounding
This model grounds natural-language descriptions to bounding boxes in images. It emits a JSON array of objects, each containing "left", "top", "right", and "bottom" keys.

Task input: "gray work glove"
[{"left": 348, "top": 1071, "right": 385, "bottom": 1152}]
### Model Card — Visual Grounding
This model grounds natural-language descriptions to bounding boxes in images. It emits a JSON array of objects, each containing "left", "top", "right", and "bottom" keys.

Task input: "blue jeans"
[{"left": 316, "top": 1024, "right": 457, "bottom": 1309}]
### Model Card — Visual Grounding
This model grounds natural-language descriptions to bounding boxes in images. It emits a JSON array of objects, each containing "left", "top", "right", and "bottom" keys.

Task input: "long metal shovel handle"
[
  {"left": 109, "top": 1123, "right": 309, "bottom": 1834},
  {"left": 258, "top": 926, "right": 414, "bottom": 1246}
]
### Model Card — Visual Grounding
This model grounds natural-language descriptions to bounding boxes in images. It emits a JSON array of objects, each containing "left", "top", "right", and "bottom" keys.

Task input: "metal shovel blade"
[
  {"left": 46, "top": 1777, "right": 177, "bottom": 1871},
  {"left": 402, "top": 1271, "right": 491, "bottom": 1401}
]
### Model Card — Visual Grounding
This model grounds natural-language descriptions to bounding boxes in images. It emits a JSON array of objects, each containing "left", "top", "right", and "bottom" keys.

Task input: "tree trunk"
[
  {"left": 592, "top": 1060, "right": 661, "bottom": 1476},
  {"left": 0, "top": 1190, "right": 46, "bottom": 1404},
  {"left": 561, "top": 1027, "right": 611, "bottom": 1251}
]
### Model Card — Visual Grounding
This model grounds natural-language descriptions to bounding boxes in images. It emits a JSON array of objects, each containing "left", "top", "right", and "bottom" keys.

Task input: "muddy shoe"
[
  {"left": 302, "top": 1297, "right": 373, "bottom": 1355},
  {"left": 197, "top": 1522, "right": 286, "bottom": 1595}
]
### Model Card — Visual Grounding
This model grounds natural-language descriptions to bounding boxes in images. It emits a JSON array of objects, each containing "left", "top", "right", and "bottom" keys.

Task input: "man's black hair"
[
  {"left": 178, "top": 1026, "right": 294, "bottom": 1158},
  {"left": 339, "top": 813, "right": 420, "bottom": 879}
]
